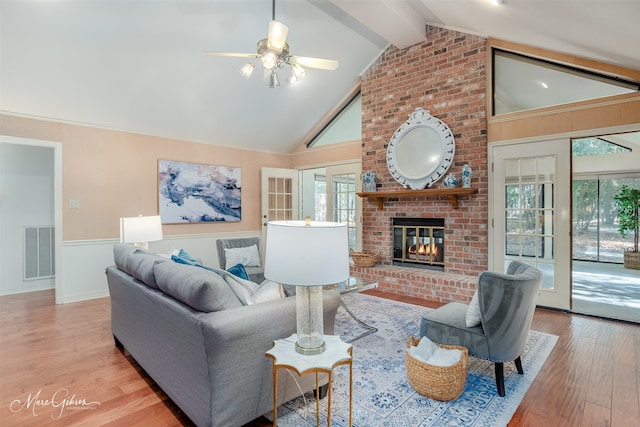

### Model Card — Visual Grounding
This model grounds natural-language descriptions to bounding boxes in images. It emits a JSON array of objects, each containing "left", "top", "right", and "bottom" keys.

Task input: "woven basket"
[
  {"left": 624, "top": 250, "right": 640, "bottom": 270},
  {"left": 405, "top": 336, "right": 469, "bottom": 401},
  {"left": 350, "top": 251, "right": 379, "bottom": 267}
]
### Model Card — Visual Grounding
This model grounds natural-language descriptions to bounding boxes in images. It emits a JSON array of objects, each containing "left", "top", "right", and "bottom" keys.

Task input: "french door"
[
  {"left": 491, "top": 139, "right": 571, "bottom": 310},
  {"left": 261, "top": 168, "right": 299, "bottom": 251},
  {"left": 261, "top": 164, "right": 362, "bottom": 252}
]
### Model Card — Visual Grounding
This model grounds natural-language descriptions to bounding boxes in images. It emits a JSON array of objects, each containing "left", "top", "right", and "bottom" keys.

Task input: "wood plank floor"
[{"left": 1, "top": 289, "right": 638, "bottom": 426}]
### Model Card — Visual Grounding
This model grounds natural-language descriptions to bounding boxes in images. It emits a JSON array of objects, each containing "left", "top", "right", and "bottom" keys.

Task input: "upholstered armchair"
[
  {"left": 419, "top": 260, "right": 543, "bottom": 396},
  {"left": 215, "top": 237, "right": 265, "bottom": 283}
]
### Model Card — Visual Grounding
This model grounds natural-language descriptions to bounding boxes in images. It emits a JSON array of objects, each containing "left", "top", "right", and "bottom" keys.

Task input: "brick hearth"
[{"left": 358, "top": 26, "right": 489, "bottom": 304}]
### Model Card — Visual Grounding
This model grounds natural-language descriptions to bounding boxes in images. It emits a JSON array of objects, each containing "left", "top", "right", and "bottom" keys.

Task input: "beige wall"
[{"left": 0, "top": 114, "right": 291, "bottom": 241}]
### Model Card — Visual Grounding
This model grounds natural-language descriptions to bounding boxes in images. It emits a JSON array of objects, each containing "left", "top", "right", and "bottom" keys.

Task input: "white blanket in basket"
[{"left": 407, "top": 336, "right": 462, "bottom": 367}]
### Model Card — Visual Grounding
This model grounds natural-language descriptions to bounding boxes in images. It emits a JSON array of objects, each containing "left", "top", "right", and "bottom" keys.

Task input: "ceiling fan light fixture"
[
  {"left": 239, "top": 62, "right": 255, "bottom": 79},
  {"left": 269, "top": 70, "right": 281, "bottom": 89},
  {"left": 267, "top": 20, "right": 289, "bottom": 53},
  {"left": 289, "top": 64, "right": 306, "bottom": 83},
  {"left": 261, "top": 51, "right": 278, "bottom": 70}
]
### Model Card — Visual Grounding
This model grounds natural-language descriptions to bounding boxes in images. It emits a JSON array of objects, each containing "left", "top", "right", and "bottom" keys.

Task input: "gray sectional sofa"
[{"left": 106, "top": 244, "right": 341, "bottom": 427}]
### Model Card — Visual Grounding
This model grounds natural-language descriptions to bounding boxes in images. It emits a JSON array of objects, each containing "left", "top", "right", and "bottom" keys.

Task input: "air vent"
[{"left": 24, "top": 226, "right": 55, "bottom": 280}]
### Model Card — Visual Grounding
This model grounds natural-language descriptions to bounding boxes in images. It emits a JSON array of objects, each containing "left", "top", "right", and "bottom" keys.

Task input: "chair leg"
[
  {"left": 495, "top": 363, "right": 505, "bottom": 397},
  {"left": 515, "top": 356, "right": 524, "bottom": 374}
]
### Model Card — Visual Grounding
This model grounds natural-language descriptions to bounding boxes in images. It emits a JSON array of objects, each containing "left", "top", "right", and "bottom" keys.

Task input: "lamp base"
[
  {"left": 295, "top": 286, "right": 325, "bottom": 355},
  {"left": 295, "top": 339, "right": 326, "bottom": 355}
]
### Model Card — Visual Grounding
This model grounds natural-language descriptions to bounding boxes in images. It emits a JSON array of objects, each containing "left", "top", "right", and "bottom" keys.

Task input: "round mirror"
[{"left": 387, "top": 108, "right": 455, "bottom": 189}]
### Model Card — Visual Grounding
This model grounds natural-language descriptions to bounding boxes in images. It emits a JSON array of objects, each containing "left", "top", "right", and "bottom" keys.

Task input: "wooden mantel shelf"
[{"left": 356, "top": 187, "right": 478, "bottom": 210}]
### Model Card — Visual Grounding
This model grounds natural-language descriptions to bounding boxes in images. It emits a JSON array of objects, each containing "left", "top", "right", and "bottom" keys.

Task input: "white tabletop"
[{"left": 266, "top": 334, "right": 352, "bottom": 374}]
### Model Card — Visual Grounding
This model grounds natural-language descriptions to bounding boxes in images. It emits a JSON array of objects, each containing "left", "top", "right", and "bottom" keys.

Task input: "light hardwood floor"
[{"left": 0, "top": 289, "right": 638, "bottom": 426}]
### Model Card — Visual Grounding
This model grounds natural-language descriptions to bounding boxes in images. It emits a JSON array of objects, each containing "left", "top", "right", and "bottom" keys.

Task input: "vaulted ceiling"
[{"left": 1, "top": 1, "right": 639, "bottom": 154}]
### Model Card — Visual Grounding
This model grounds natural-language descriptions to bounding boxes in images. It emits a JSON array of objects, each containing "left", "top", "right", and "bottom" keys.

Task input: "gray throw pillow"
[
  {"left": 124, "top": 253, "right": 169, "bottom": 289},
  {"left": 113, "top": 243, "right": 139, "bottom": 270},
  {"left": 154, "top": 262, "right": 243, "bottom": 312},
  {"left": 113, "top": 243, "right": 155, "bottom": 270}
]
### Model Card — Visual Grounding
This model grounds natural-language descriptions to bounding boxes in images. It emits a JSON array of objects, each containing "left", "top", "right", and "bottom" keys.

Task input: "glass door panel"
[{"left": 492, "top": 139, "right": 570, "bottom": 310}]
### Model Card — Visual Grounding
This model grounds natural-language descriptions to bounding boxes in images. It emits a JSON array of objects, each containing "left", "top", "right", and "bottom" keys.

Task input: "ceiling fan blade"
[
  {"left": 204, "top": 52, "right": 261, "bottom": 59},
  {"left": 267, "top": 20, "right": 288, "bottom": 53},
  {"left": 288, "top": 56, "right": 339, "bottom": 71}
]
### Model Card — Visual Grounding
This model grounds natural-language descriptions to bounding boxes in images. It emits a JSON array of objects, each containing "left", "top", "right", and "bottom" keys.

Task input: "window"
[
  {"left": 308, "top": 93, "right": 361, "bottom": 147},
  {"left": 572, "top": 137, "right": 630, "bottom": 157},
  {"left": 493, "top": 49, "right": 638, "bottom": 115}
]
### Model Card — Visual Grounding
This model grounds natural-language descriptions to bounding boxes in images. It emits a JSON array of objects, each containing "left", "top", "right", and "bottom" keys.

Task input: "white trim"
[
  {"left": 489, "top": 123, "right": 640, "bottom": 146},
  {"left": 489, "top": 97, "right": 639, "bottom": 124}
]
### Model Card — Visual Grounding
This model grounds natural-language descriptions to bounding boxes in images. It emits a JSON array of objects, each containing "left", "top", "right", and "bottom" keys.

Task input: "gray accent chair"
[
  {"left": 216, "top": 237, "right": 265, "bottom": 283},
  {"left": 419, "top": 260, "right": 543, "bottom": 397}
]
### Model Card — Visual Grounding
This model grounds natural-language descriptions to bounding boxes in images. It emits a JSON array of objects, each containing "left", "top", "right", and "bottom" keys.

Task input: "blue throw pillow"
[
  {"left": 227, "top": 263, "right": 249, "bottom": 280},
  {"left": 171, "top": 250, "right": 199, "bottom": 266},
  {"left": 171, "top": 249, "right": 227, "bottom": 276}
]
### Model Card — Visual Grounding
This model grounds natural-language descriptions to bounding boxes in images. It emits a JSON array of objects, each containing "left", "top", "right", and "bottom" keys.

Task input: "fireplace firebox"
[{"left": 392, "top": 218, "right": 445, "bottom": 271}]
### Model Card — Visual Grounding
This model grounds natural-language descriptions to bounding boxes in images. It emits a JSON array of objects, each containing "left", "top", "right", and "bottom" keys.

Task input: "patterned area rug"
[{"left": 269, "top": 293, "right": 558, "bottom": 427}]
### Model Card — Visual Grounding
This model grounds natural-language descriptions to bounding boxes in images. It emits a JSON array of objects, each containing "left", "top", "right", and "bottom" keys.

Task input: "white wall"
[
  {"left": 62, "top": 231, "right": 262, "bottom": 303},
  {"left": 0, "top": 143, "right": 55, "bottom": 295}
]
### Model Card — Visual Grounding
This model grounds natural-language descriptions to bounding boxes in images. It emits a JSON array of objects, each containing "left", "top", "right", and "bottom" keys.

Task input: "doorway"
[
  {"left": 0, "top": 135, "right": 63, "bottom": 304},
  {"left": 491, "top": 138, "right": 572, "bottom": 310},
  {"left": 571, "top": 132, "right": 640, "bottom": 323}
]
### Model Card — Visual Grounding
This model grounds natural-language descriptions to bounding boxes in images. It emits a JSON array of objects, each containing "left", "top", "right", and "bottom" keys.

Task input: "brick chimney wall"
[{"left": 353, "top": 27, "right": 489, "bottom": 303}]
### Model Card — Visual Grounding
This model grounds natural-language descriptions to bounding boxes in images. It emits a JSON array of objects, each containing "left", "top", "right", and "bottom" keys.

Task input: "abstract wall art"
[{"left": 158, "top": 160, "right": 241, "bottom": 223}]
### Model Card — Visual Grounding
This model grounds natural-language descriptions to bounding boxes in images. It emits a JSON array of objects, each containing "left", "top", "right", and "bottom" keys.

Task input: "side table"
[{"left": 265, "top": 334, "right": 352, "bottom": 427}]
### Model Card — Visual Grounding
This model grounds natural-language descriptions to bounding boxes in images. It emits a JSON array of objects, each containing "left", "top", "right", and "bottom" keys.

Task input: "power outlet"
[{"left": 68, "top": 199, "right": 80, "bottom": 209}]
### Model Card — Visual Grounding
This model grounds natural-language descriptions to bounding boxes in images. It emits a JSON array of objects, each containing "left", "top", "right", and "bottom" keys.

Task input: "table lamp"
[
  {"left": 120, "top": 215, "right": 163, "bottom": 250},
  {"left": 264, "top": 220, "right": 349, "bottom": 355}
]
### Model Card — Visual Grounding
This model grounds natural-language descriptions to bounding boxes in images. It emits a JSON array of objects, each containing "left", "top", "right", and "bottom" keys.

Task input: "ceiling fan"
[{"left": 204, "top": 0, "right": 339, "bottom": 88}]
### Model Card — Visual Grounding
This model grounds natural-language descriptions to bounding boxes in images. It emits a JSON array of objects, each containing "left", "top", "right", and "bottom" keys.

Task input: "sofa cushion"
[
  {"left": 224, "top": 245, "right": 261, "bottom": 269},
  {"left": 125, "top": 253, "right": 169, "bottom": 289},
  {"left": 113, "top": 243, "right": 154, "bottom": 270},
  {"left": 154, "top": 262, "right": 243, "bottom": 312}
]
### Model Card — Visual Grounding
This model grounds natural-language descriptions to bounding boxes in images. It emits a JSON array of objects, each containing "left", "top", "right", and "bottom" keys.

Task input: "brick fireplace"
[{"left": 352, "top": 26, "right": 489, "bottom": 304}]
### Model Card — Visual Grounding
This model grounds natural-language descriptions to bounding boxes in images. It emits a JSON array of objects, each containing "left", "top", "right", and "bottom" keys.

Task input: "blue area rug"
[{"left": 269, "top": 293, "right": 558, "bottom": 427}]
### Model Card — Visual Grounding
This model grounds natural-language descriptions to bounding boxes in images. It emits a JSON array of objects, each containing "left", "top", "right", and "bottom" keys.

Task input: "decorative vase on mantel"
[
  {"left": 443, "top": 173, "right": 459, "bottom": 188},
  {"left": 462, "top": 163, "right": 472, "bottom": 188},
  {"left": 362, "top": 171, "right": 377, "bottom": 192}
]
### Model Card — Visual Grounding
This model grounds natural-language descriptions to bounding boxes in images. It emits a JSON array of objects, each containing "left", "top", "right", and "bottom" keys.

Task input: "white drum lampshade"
[{"left": 120, "top": 215, "right": 163, "bottom": 250}]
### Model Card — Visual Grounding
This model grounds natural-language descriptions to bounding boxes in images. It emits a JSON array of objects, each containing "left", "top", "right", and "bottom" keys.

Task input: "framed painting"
[{"left": 158, "top": 160, "right": 241, "bottom": 223}]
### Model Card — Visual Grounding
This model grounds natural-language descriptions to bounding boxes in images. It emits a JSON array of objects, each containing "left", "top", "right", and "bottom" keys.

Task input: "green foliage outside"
[
  {"left": 572, "top": 137, "right": 629, "bottom": 157},
  {"left": 613, "top": 185, "right": 640, "bottom": 253}
]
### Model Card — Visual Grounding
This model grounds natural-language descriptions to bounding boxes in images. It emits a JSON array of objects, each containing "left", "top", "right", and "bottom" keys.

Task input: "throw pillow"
[
  {"left": 465, "top": 290, "right": 482, "bottom": 327},
  {"left": 114, "top": 243, "right": 153, "bottom": 270},
  {"left": 171, "top": 249, "right": 200, "bottom": 266},
  {"left": 227, "top": 263, "right": 249, "bottom": 281},
  {"left": 224, "top": 245, "right": 261, "bottom": 269},
  {"left": 124, "top": 253, "right": 168, "bottom": 289},
  {"left": 216, "top": 270, "right": 259, "bottom": 305},
  {"left": 154, "top": 262, "right": 243, "bottom": 312},
  {"left": 249, "top": 280, "right": 285, "bottom": 304}
]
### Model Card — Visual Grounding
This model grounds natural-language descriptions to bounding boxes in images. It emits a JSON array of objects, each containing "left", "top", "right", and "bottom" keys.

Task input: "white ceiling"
[{"left": 1, "top": 0, "right": 639, "bottom": 154}]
